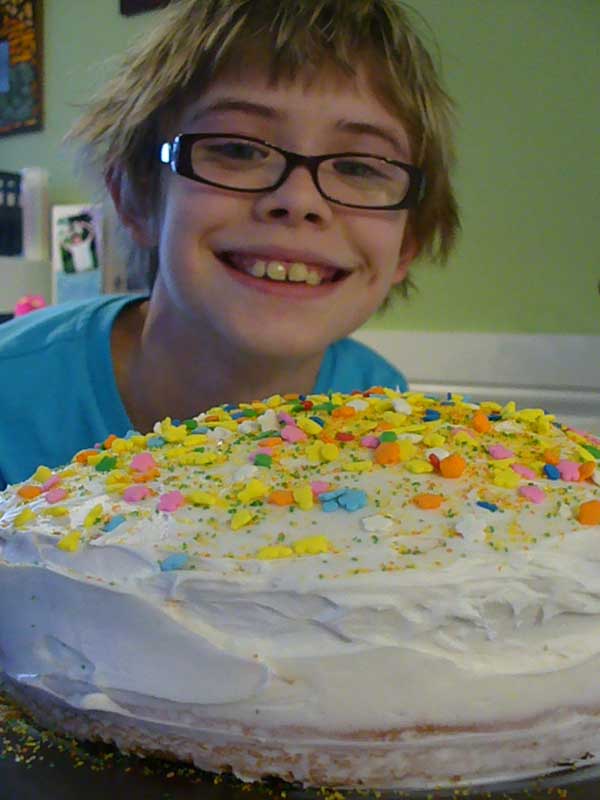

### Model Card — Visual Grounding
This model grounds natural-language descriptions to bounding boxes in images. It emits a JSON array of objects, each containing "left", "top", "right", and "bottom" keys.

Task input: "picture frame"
[
  {"left": 119, "top": 0, "right": 169, "bottom": 15},
  {"left": 51, "top": 205, "right": 103, "bottom": 305},
  {"left": 0, "top": 0, "right": 43, "bottom": 137}
]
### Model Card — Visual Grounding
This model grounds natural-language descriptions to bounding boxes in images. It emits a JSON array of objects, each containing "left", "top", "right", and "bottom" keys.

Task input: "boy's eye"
[
  {"left": 200, "top": 140, "right": 269, "bottom": 162},
  {"left": 331, "top": 158, "right": 391, "bottom": 182}
]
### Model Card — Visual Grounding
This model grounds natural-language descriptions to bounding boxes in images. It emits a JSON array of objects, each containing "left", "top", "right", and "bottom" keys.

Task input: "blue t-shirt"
[{"left": 0, "top": 295, "right": 406, "bottom": 488}]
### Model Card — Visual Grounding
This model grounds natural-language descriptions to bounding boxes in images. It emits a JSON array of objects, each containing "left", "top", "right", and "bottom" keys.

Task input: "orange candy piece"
[
  {"left": 374, "top": 442, "right": 401, "bottom": 465},
  {"left": 75, "top": 449, "right": 100, "bottom": 464},
  {"left": 439, "top": 453, "right": 467, "bottom": 478},
  {"left": 543, "top": 449, "right": 561, "bottom": 466},
  {"left": 104, "top": 434, "right": 117, "bottom": 449},
  {"left": 332, "top": 406, "right": 356, "bottom": 419},
  {"left": 579, "top": 462, "right": 596, "bottom": 481},
  {"left": 413, "top": 493, "right": 444, "bottom": 510},
  {"left": 268, "top": 490, "right": 294, "bottom": 506},
  {"left": 471, "top": 411, "right": 491, "bottom": 434},
  {"left": 18, "top": 485, "right": 43, "bottom": 500},
  {"left": 260, "top": 437, "right": 283, "bottom": 448},
  {"left": 578, "top": 501, "right": 600, "bottom": 526}
]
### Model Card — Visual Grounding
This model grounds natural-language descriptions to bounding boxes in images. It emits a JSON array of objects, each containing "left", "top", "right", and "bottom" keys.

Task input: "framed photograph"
[
  {"left": 51, "top": 205, "right": 103, "bottom": 305},
  {"left": 0, "top": 0, "right": 43, "bottom": 137},
  {"left": 120, "top": 0, "right": 169, "bottom": 15}
]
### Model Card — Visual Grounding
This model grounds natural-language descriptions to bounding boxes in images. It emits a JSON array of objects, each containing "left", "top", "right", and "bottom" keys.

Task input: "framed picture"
[
  {"left": 120, "top": 0, "right": 169, "bottom": 15},
  {"left": 0, "top": 0, "right": 43, "bottom": 137},
  {"left": 51, "top": 205, "right": 103, "bottom": 305}
]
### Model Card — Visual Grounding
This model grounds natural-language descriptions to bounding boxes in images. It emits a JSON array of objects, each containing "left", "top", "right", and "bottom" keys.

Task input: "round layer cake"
[{"left": 2, "top": 388, "right": 600, "bottom": 789}]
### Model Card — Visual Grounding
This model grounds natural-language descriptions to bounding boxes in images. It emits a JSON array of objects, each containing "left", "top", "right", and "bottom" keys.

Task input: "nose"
[{"left": 252, "top": 164, "right": 334, "bottom": 227}]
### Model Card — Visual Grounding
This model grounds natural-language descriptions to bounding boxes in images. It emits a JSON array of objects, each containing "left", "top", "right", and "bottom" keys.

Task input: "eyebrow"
[{"left": 190, "top": 98, "right": 409, "bottom": 158}]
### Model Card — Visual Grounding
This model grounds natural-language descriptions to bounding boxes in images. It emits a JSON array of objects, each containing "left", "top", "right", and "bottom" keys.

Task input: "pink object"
[
  {"left": 452, "top": 427, "right": 477, "bottom": 440},
  {"left": 13, "top": 294, "right": 46, "bottom": 317},
  {"left": 360, "top": 435, "right": 380, "bottom": 449},
  {"left": 123, "top": 485, "right": 152, "bottom": 503},
  {"left": 249, "top": 447, "right": 273, "bottom": 462},
  {"left": 488, "top": 445, "right": 515, "bottom": 460},
  {"left": 311, "top": 481, "right": 330, "bottom": 496},
  {"left": 130, "top": 452, "right": 157, "bottom": 472},
  {"left": 41, "top": 475, "right": 61, "bottom": 491},
  {"left": 557, "top": 460, "right": 581, "bottom": 482},
  {"left": 278, "top": 412, "right": 295, "bottom": 426},
  {"left": 46, "top": 488, "right": 68, "bottom": 504},
  {"left": 519, "top": 486, "right": 546, "bottom": 504},
  {"left": 511, "top": 464, "right": 537, "bottom": 480},
  {"left": 158, "top": 491, "right": 185, "bottom": 512},
  {"left": 281, "top": 425, "right": 307, "bottom": 443}
]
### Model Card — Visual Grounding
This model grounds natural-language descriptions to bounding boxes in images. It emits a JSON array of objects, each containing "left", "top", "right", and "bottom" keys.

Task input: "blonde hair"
[{"left": 68, "top": 0, "right": 460, "bottom": 295}]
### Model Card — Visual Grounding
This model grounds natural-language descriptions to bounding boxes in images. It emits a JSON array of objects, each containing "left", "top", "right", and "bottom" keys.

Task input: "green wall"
[{"left": 0, "top": 0, "right": 598, "bottom": 334}]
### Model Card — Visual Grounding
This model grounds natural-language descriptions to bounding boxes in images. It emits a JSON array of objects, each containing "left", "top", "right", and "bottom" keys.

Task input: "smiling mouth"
[{"left": 218, "top": 252, "right": 347, "bottom": 286}]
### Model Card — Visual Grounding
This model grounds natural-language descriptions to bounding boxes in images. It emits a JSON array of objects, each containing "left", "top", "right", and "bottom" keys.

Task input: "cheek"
[{"left": 355, "top": 215, "right": 408, "bottom": 280}]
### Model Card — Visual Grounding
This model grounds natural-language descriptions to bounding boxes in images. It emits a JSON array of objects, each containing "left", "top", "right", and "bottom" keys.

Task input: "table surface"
[{"left": 2, "top": 694, "right": 600, "bottom": 800}]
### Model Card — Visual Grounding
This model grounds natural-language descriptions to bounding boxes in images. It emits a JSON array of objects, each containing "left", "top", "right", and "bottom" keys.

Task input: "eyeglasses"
[{"left": 159, "top": 134, "right": 425, "bottom": 210}]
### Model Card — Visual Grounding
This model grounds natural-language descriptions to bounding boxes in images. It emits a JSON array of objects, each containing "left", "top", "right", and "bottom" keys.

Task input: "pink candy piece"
[
  {"left": 123, "top": 485, "right": 152, "bottom": 503},
  {"left": 281, "top": 425, "right": 307, "bottom": 443},
  {"left": 278, "top": 412, "right": 295, "bottom": 426},
  {"left": 158, "top": 491, "right": 185, "bottom": 513},
  {"left": 452, "top": 427, "right": 477, "bottom": 440},
  {"left": 41, "top": 475, "right": 61, "bottom": 492},
  {"left": 519, "top": 486, "right": 546, "bottom": 504},
  {"left": 360, "top": 435, "right": 380, "bottom": 449},
  {"left": 248, "top": 447, "right": 273, "bottom": 462},
  {"left": 511, "top": 463, "right": 537, "bottom": 480},
  {"left": 46, "top": 488, "right": 67, "bottom": 504},
  {"left": 311, "top": 481, "right": 330, "bottom": 496},
  {"left": 130, "top": 452, "right": 157, "bottom": 472},
  {"left": 488, "top": 444, "right": 515, "bottom": 460},
  {"left": 557, "top": 460, "right": 581, "bottom": 481}
]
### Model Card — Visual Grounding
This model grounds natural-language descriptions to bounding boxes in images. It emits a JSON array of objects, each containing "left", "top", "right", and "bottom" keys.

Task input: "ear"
[
  {"left": 391, "top": 230, "right": 419, "bottom": 285},
  {"left": 106, "top": 165, "right": 157, "bottom": 247}
]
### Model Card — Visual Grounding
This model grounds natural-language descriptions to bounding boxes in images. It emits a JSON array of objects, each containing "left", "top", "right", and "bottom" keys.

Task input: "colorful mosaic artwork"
[{"left": 0, "top": 0, "right": 42, "bottom": 136}]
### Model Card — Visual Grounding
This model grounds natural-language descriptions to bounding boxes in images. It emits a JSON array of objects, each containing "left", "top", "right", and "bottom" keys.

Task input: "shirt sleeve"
[{"left": 313, "top": 338, "right": 408, "bottom": 394}]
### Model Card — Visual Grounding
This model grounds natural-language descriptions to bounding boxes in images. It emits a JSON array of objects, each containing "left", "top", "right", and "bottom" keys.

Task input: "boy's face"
[{"left": 150, "top": 62, "right": 416, "bottom": 362}]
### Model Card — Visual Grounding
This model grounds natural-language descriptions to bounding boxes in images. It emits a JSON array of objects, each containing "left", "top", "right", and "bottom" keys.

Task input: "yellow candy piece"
[
  {"left": 57, "top": 530, "right": 81, "bottom": 552},
  {"left": 84, "top": 504, "right": 104, "bottom": 528},
  {"left": 293, "top": 485, "right": 314, "bottom": 511},
  {"left": 535, "top": 416, "right": 554, "bottom": 434},
  {"left": 501, "top": 401, "right": 517, "bottom": 418},
  {"left": 177, "top": 451, "right": 218, "bottom": 466},
  {"left": 162, "top": 425, "right": 188, "bottom": 443},
  {"left": 265, "top": 394, "right": 284, "bottom": 408},
  {"left": 576, "top": 445, "right": 597, "bottom": 464},
  {"left": 183, "top": 434, "right": 208, "bottom": 447},
  {"left": 109, "top": 438, "right": 133, "bottom": 453},
  {"left": 397, "top": 441, "right": 417, "bottom": 461},
  {"left": 44, "top": 506, "right": 69, "bottom": 517},
  {"left": 492, "top": 469, "right": 521, "bottom": 489},
  {"left": 320, "top": 443, "right": 340, "bottom": 462},
  {"left": 296, "top": 417, "right": 323, "bottom": 436},
  {"left": 14, "top": 508, "right": 36, "bottom": 528},
  {"left": 422, "top": 432, "right": 446, "bottom": 448},
  {"left": 238, "top": 479, "right": 268, "bottom": 504},
  {"left": 256, "top": 544, "right": 294, "bottom": 559},
  {"left": 32, "top": 465, "right": 52, "bottom": 483},
  {"left": 383, "top": 411, "right": 408, "bottom": 426},
  {"left": 231, "top": 509, "right": 255, "bottom": 531},
  {"left": 405, "top": 459, "right": 434, "bottom": 474},
  {"left": 186, "top": 490, "right": 217, "bottom": 507},
  {"left": 293, "top": 535, "right": 331, "bottom": 556},
  {"left": 86, "top": 453, "right": 104, "bottom": 467},
  {"left": 343, "top": 460, "right": 373, "bottom": 473},
  {"left": 516, "top": 408, "right": 545, "bottom": 422},
  {"left": 305, "top": 442, "right": 322, "bottom": 463}
]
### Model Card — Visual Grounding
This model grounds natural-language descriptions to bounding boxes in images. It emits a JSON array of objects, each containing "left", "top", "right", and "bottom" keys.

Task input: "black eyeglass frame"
[{"left": 160, "top": 133, "right": 426, "bottom": 210}]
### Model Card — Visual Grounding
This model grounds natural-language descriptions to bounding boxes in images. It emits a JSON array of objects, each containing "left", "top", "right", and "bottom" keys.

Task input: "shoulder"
[
  {"left": 316, "top": 337, "right": 408, "bottom": 393},
  {"left": 0, "top": 294, "right": 146, "bottom": 362}
]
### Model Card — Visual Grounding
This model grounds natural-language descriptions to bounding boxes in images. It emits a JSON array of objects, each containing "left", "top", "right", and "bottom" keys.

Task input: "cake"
[{"left": 2, "top": 387, "right": 600, "bottom": 789}]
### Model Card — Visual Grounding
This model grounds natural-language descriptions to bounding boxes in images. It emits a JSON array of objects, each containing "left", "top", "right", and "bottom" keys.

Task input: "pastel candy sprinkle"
[
  {"left": 256, "top": 544, "right": 294, "bottom": 560},
  {"left": 311, "top": 481, "right": 330, "bottom": 496},
  {"left": 292, "top": 535, "right": 331, "bottom": 555},
  {"left": 123, "top": 485, "right": 152, "bottom": 503},
  {"left": 511, "top": 464, "right": 537, "bottom": 480},
  {"left": 159, "top": 553, "right": 189, "bottom": 571},
  {"left": 578, "top": 501, "right": 600, "bottom": 526},
  {"left": 158, "top": 491, "right": 185, "bottom": 512},
  {"left": 57, "top": 530, "right": 81, "bottom": 552},
  {"left": 130, "top": 452, "right": 157, "bottom": 472},
  {"left": 360, "top": 435, "right": 380, "bottom": 449},
  {"left": 46, "top": 488, "right": 68, "bottom": 504},
  {"left": 519, "top": 486, "right": 546, "bottom": 504},
  {"left": 103, "top": 514, "right": 126, "bottom": 532},
  {"left": 147, "top": 436, "right": 166, "bottom": 448},
  {"left": 557, "top": 460, "right": 581, "bottom": 482},
  {"left": 476, "top": 501, "right": 498, "bottom": 512},
  {"left": 489, "top": 445, "right": 515, "bottom": 460},
  {"left": 544, "top": 464, "right": 561, "bottom": 480},
  {"left": 281, "top": 425, "right": 307, "bottom": 443},
  {"left": 41, "top": 475, "right": 61, "bottom": 491}
]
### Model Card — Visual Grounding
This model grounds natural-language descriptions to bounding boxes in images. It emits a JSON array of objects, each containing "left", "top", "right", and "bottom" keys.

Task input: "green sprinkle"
[{"left": 95, "top": 456, "right": 118, "bottom": 472}]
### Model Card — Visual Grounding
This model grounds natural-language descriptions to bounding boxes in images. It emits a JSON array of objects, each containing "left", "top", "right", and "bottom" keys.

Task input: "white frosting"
[{"left": 1, "top": 388, "right": 600, "bottom": 786}]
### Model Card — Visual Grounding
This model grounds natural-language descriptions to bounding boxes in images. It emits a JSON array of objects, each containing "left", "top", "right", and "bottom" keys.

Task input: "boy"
[{"left": 0, "top": 0, "right": 459, "bottom": 488}]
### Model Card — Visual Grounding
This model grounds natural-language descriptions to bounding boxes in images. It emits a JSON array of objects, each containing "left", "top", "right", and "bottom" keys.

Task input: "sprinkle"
[
  {"left": 186, "top": 490, "right": 217, "bottom": 507},
  {"left": 293, "top": 485, "right": 314, "bottom": 511},
  {"left": 337, "top": 489, "right": 367, "bottom": 512},
  {"left": 292, "top": 535, "right": 331, "bottom": 555},
  {"left": 103, "top": 514, "right": 126, "bottom": 532},
  {"left": 281, "top": 425, "right": 307, "bottom": 443},
  {"left": 414, "top": 494, "right": 443, "bottom": 510},
  {"left": 439, "top": 454, "right": 467, "bottom": 479},
  {"left": 423, "top": 409, "right": 441, "bottom": 422},
  {"left": 511, "top": 463, "right": 537, "bottom": 480},
  {"left": 32, "top": 465, "right": 53, "bottom": 482},
  {"left": 13, "top": 508, "right": 36, "bottom": 527},
  {"left": 17, "top": 485, "right": 42, "bottom": 500},
  {"left": 231, "top": 509, "right": 255, "bottom": 530},
  {"left": 492, "top": 469, "right": 521, "bottom": 489},
  {"left": 256, "top": 544, "right": 294, "bottom": 559},
  {"left": 254, "top": 453, "right": 273, "bottom": 467},
  {"left": 238, "top": 479, "right": 269, "bottom": 503},
  {"left": 488, "top": 445, "right": 515, "bottom": 460},
  {"left": 41, "top": 475, "right": 61, "bottom": 491},
  {"left": 147, "top": 436, "right": 166, "bottom": 448},
  {"left": 360, "top": 435, "right": 380, "bottom": 449},
  {"left": 405, "top": 459, "right": 434, "bottom": 474},
  {"left": 374, "top": 442, "right": 400, "bottom": 465},
  {"left": 519, "top": 486, "right": 546, "bottom": 504},
  {"left": 57, "top": 531, "right": 81, "bottom": 552},
  {"left": 94, "top": 455, "right": 118, "bottom": 472},
  {"left": 557, "top": 460, "right": 581, "bottom": 482},
  {"left": 159, "top": 553, "right": 189, "bottom": 571},
  {"left": 578, "top": 501, "right": 600, "bottom": 526},
  {"left": 543, "top": 464, "right": 561, "bottom": 480},
  {"left": 130, "top": 452, "right": 157, "bottom": 472},
  {"left": 46, "top": 488, "right": 68, "bottom": 504},
  {"left": 579, "top": 462, "right": 597, "bottom": 481},
  {"left": 83, "top": 504, "right": 104, "bottom": 528},
  {"left": 320, "top": 443, "right": 340, "bottom": 462},
  {"left": 123, "top": 485, "right": 152, "bottom": 503},
  {"left": 361, "top": 514, "right": 394, "bottom": 532},
  {"left": 379, "top": 431, "right": 398, "bottom": 443},
  {"left": 471, "top": 411, "right": 491, "bottom": 433},
  {"left": 476, "top": 501, "right": 498, "bottom": 512},
  {"left": 311, "top": 481, "right": 330, "bottom": 496},
  {"left": 158, "top": 491, "right": 186, "bottom": 512},
  {"left": 268, "top": 490, "right": 294, "bottom": 506}
]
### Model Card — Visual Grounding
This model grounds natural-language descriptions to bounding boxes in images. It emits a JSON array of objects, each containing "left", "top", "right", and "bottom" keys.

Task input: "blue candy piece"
[
  {"left": 230, "top": 412, "right": 245, "bottom": 420},
  {"left": 103, "top": 514, "right": 126, "bottom": 532},
  {"left": 309, "top": 416, "right": 325, "bottom": 427},
  {"left": 321, "top": 500, "right": 340, "bottom": 513},
  {"left": 192, "top": 426, "right": 208, "bottom": 434},
  {"left": 147, "top": 436, "right": 166, "bottom": 448},
  {"left": 337, "top": 489, "right": 367, "bottom": 512},
  {"left": 476, "top": 501, "right": 498, "bottom": 513},
  {"left": 489, "top": 414, "right": 502, "bottom": 421},
  {"left": 319, "top": 489, "right": 345, "bottom": 503},
  {"left": 124, "top": 429, "right": 142, "bottom": 439},
  {"left": 159, "top": 553, "right": 190, "bottom": 572},
  {"left": 423, "top": 409, "right": 441, "bottom": 421},
  {"left": 544, "top": 464, "right": 560, "bottom": 480}
]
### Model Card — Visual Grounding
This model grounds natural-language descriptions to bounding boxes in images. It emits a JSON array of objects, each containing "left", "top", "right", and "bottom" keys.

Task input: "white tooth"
[
  {"left": 288, "top": 262, "right": 309, "bottom": 282},
  {"left": 248, "top": 260, "right": 267, "bottom": 278},
  {"left": 266, "top": 261, "right": 287, "bottom": 281},
  {"left": 305, "top": 269, "right": 322, "bottom": 286}
]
